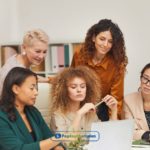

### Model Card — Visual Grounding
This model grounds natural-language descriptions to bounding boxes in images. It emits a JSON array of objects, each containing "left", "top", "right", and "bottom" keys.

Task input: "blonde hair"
[{"left": 23, "top": 29, "right": 49, "bottom": 47}]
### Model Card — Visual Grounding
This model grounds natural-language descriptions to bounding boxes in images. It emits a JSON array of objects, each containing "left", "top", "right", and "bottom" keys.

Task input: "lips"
[
  {"left": 143, "top": 87, "right": 150, "bottom": 93},
  {"left": 76, "top": 94, "right": 84, "bottom": 98}
]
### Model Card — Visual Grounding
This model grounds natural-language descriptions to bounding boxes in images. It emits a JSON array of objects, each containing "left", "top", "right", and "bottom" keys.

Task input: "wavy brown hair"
[
  {"left": 78, "top": 19, "right": 128, "bottom": 69},
  {"left": 51, "top": 66, "right": 101, "bottom": 114}
]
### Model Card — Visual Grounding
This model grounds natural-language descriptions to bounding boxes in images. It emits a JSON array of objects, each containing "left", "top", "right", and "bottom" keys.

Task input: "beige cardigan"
[{"left": 123, "top": 91, "right": 149, "bottom": 140}]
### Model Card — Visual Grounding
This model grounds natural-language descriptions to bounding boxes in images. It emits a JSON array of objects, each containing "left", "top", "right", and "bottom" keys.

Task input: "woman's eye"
[
  {"left": 43, "top": 51, "right": 47, "bottom": 54},
  {"left": 71, "top": 86, "right": 76, "bottom": 89},
  {"left": 100, "top": 38, "right": 105, "bottom": 41}
]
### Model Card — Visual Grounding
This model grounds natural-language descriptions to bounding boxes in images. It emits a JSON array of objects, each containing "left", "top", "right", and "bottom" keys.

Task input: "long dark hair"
[
  {"left": 79, "top": 19, "right": 128, "bottom": 68},
  {"left": 0, "top": 67, "right": 37, "bottom": 121}
]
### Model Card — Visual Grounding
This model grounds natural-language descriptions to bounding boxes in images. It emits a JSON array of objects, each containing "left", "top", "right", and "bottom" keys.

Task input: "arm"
[
  {"left": 0, "top": 116, "right": 39, "bottom": 150},
  {"left": 51, "top": 103, "right": 96, "bottom": 131},
  {"left": 0, "top": 111, "right": 64, "bottom": 150},
  {"left": 37, "top": 75, "right": 56, "bottom": 84},
  {"left": 29, "top": 107, "right": 65, "bottom": 150},
  {"left": 37, "top": 75, "right": 49, "bottom": 83},
  {"left": 72, "top": 103, "right": 96, "bottom": 130},
  {"left": 123, "top": 100, "right": 146, "bottom": 140}
]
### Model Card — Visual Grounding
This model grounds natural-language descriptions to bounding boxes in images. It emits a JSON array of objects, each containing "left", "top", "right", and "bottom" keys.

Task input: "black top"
[
  {"left": 144, "top": 111, "right": 150, "bottom": 129},
  {"left": 96, "top": 102, "right": 109, "bottom": 121},
  {"left": 30, "top": 131, "right": 36, "bottom": 141},
  {"left": 141, "top": 111, "right": 150, "bottom": 142}
]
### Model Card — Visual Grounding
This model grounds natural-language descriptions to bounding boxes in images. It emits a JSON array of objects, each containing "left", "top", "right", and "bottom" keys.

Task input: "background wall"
[{"left": 0, "top": 0, "right": 150, "bottom": 95}]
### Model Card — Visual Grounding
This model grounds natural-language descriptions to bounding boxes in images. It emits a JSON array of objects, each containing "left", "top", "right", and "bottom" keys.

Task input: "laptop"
[{"left": 86, "top": 119, "right": 134, "bottom": 150}]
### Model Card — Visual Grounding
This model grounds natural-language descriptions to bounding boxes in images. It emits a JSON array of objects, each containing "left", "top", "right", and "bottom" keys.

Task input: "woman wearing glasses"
[{"left": 123, "top": 63, "right": 150, "bottom": 142}]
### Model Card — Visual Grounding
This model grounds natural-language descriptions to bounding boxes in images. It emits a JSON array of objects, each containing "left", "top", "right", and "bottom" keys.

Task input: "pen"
[{"left": 95, "top": 99, "right": 104, "bottom": 108}]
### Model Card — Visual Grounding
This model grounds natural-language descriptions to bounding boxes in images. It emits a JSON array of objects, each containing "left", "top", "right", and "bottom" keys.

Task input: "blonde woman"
[{"left": 0, "top": 29, "right": 50, "bottom": 96}]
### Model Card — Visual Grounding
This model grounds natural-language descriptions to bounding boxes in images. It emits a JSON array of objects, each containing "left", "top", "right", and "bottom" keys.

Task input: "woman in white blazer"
[{"left": 123, "top": 63, "right": 150, "bottom": 142}]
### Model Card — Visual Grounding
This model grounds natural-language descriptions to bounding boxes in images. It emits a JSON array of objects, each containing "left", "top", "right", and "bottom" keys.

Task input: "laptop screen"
[{"left": 87, "top": 119, "right": 134, "bottom": 150}]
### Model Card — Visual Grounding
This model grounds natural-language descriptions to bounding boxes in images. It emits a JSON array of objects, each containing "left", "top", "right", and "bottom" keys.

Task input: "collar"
[{"left": 87, "top": 54, "right": 110, "bottom": 70}]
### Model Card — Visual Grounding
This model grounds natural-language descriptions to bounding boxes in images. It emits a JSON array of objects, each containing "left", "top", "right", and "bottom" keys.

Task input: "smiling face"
[
  {"left": 67, "top": 77, "right": 86, "bottom": 103},
  {"left": 93, "top": 30, "right": 113, "bottom": 56},
  {"left": 13, "top": 75, "right": 38, "bottom": 108},
  {"left": 140, "top": 68, "right": 150, "bottom": 95},
  {"left": 23, "top": 40, "right": 48, "bottom": 66}
]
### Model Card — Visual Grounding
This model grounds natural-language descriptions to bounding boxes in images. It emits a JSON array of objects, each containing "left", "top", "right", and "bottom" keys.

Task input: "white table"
[
  {"left": 132, "top": 145, "right": 150, "bottom": 150},
  {"left": 83, "top": 145, "right": 150, "bottom": 150}
]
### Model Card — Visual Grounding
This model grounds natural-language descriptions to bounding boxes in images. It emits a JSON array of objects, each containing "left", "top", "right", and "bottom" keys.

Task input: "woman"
[
  {"left": 71, "top": 19, "right": 128, "bottom": 120},
  {"left": 50, "top": 66, "right": 118, "bottom": 133},
  {"left": 0, "top": 29, "right": 50, "bottom": 96},
  {"left": 123, "top": 63, "right": 150, "bottom": 142},
  {"left": 0, "top": 67, "right": 64, "bottom": 150}
]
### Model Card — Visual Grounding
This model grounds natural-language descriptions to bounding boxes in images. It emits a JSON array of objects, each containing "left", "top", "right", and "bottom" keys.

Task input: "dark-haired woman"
[
  {"left": 123, "top": 63, "right": 150, "bottom": 142},
  {"left": 71, "top": 19, "right": 128, "bottom": 120},
  {"left": 0, "top": 67, "right": 64, "bottom": 150}
]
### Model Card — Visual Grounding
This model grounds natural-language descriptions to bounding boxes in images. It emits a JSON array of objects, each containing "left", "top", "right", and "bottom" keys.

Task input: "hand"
[
  {"left": 77, "top": 103, "right": 95, "bottom": 116},
  {"left": 102, "top": 95, "right": 118, "bottom": 111},
  {"left": 53, "top": 145, "right": 65, "bottom": 150}
]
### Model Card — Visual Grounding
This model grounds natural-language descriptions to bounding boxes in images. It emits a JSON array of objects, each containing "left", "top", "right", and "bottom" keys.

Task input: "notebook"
[{"left": 86, "top": 119, "right": 134, "bottom": 150}]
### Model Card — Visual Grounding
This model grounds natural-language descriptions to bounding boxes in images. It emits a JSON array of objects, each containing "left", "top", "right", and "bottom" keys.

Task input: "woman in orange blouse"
[{"left": 71, "top": 19, "right": 128, "bottom": 120}]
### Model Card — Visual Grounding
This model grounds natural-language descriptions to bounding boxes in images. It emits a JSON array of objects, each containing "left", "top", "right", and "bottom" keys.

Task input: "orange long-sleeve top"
[{"left": 71, "top": 51, "right": 125, "bottom": 119}]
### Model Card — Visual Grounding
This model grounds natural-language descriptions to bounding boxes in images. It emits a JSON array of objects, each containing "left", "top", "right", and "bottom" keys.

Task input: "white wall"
[
  {"left": 0, "top": 0, "right": 19, "bottom": 44},
  {"left": 1, "top": 0, "right": 150, "bottom": 95}
]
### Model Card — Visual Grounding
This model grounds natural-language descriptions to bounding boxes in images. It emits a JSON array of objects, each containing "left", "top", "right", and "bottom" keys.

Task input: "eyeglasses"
[{"left": 141, "top": 76, "right": 150, "bottom": 85}]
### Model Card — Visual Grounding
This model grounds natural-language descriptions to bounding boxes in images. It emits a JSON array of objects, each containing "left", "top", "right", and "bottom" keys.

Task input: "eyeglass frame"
[{"left": 141, "top": 75, "right": 150, "bottom": 85}]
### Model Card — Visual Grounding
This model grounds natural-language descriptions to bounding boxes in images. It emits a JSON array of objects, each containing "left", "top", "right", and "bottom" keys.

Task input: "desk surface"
[
  {"left": 132, "top": 145, "right": 150, "bottom": 150},
  {"left": 83, "top": 145, "right": 150, "bottom": 150}
]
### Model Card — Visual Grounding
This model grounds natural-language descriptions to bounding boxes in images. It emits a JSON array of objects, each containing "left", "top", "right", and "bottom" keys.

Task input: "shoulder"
[
  {"left": 26, "top": 106, "right": 42, "bottom": 120},
  {"left": 0, "top": 108, "right": 5, "bottom": 116},
  {"left": 124, "top": 92, "right": 140, "bottom": 104},
  {"left": 26, "top": 106, "right": 41, "bottom": 114},
  {"left": 52, "top": 110, "right": 66, "bottom": 119},
  {"left": 0, "top": 108, "right": 9, "bottom": 123},
  {"left": 0, "top": 55, "right": 22, "bottom": 76}
]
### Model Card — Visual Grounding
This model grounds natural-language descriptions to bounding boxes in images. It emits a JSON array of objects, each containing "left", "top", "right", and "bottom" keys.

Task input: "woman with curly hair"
[
  {"left": 71, "top": 19, "right": 128, "bottom": 121},
  {"left": 50, "top": 66, "right": 118, "bottom": 133}
]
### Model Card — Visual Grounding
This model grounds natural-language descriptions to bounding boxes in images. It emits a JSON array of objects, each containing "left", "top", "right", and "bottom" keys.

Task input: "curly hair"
[
  {"left": 0, "top": 67, "right": 37, "bottom": 121},
  {"left": 78, "top": 19, "right": 128, "bottom": 68},
  {"left": 51, "top": 66, "right": 101, "bottom": 114}
]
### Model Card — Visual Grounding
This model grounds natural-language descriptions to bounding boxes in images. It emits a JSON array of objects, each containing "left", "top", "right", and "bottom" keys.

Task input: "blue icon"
[{"left": 55, "top": 133, "right": 61, "bottom": 139}]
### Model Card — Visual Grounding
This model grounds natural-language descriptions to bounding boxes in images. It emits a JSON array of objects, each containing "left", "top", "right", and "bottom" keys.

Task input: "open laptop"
[{"left": 86, "top": 119, "right": 134, "bottom": 150}]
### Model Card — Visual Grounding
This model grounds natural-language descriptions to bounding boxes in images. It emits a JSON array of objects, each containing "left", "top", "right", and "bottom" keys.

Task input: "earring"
[
  {"left": 22, "top": 51, "right": 26, "bottom": 55},
  {"left": 138, "top": 87, "right": 141, "bottom": 92}
]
